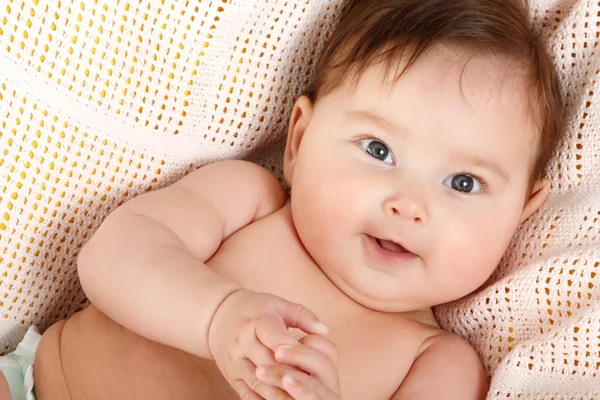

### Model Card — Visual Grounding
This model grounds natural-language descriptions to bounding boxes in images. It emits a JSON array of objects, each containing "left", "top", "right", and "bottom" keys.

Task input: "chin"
[
  {"left": 332, "top": 274, "right": 423, "bottom": 312},
  {"left": 357, "top": 297, "right": 416, "bottom": 313}
]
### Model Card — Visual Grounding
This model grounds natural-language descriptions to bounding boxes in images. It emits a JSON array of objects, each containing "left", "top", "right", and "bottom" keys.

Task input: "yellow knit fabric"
[
  {"left": 1, "top": 1, "right": 599, "bottom": 398},
  {"left": 0, "top": 0, "right": 345, "bottom": 351}
]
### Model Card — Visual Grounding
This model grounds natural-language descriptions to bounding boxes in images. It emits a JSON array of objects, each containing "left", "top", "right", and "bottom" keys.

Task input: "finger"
[
  {"left": 244, "top": 337, "right": 304, "bottom": 380},
  {"left": 274, "top": 299, "right": 328, "bottom": 336},
  {"left": 299, "top": 335, "right": 339, "bottom": 367},
  {"left": 238, "top": 358, "right": 294, "bottom": 400},
  {"left": 255, "top": 316, "right": 301, "bottom": 352},
  {"left": 274, "top": 343, "right": 339, "bottom": 393},
  {"left": 255, "top": 363, "right": 299, "bottom": 387},
  {"left": 256, "top": 367, "right": 337, "bottom": 400},
  {"left": 283, "top": 373, "right": 325, "bottom": 400},
  {"left": 245, "top": 337, "right": 278, "bottom": 368},
  {"left": 231, "top": 380, "right": 262, "bottom": 400}
]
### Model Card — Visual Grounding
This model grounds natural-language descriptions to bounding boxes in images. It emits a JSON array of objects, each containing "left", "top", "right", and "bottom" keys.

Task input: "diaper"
[{"left": 0, "top": 326, "right": 40, "bottom": 400}]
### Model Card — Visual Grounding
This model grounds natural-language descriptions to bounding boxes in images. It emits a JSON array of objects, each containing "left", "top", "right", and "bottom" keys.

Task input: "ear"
[
  {"left": 283, "top": 96, "right": 313, "bottom": 185},
  {"left": 520, "top": 179, "right": 550, "bottom": 224}
]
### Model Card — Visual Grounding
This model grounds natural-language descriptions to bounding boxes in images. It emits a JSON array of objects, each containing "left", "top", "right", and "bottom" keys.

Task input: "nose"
[{"left": 382, "top": 192, "right": 429, "bottom": 225}]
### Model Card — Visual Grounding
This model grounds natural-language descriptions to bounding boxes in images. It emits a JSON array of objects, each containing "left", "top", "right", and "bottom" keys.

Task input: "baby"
[{"left": 1, "top": 0, "right": 565, "bottom": 399}]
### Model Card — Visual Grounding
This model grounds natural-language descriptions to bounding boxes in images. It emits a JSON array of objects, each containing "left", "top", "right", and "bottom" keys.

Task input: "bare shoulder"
[
  {"left": 178, "top": 160, "right": 285, "bottom": 199},
  {"left": 118, "top": 160, "right": 288, "bottom": 249},
  {"left": 179, "top": 159, "right": 276, "bottom": 184},
  {"left": 392, "top": 330, "right": 489, "bottom": 400},
  {"left": 176, "top": 160, "right": 288, "bottom": 220}
]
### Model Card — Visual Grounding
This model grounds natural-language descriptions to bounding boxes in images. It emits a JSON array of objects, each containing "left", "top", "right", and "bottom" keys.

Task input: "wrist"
[{"left": 206, "top": 287, "right": 247, "bottom": 358}]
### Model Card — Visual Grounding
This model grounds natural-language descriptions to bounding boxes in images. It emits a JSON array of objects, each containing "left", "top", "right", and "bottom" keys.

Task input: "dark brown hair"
[{"left": 305, "top": 0, "right": 565, "bottom": 187}]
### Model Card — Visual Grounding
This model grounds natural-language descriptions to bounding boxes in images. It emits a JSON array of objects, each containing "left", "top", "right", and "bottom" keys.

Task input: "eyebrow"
[
  {"left": 465, "top": 156, "right": 511, "bottom": 183},
  {"left": 346, "top": 110, "right": 407, "bottom": 137},
  {"left": 346, "top": 110, "right": 511, "bottom": 183}
]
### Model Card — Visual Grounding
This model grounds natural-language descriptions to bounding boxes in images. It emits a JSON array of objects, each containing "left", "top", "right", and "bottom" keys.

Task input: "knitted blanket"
[{"left": 0, "top": 1, "right": 598, "bottom": 398}]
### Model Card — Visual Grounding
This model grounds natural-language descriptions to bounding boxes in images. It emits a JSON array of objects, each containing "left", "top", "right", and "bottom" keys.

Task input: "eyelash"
[
  {"left": 354, "top": 134, "right": 490, "bottom": 193},
  {"left": 355, "top": 134, "right": 387, "bottom": 145}
]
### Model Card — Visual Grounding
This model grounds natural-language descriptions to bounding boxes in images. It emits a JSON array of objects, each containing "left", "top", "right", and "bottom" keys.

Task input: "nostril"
[{"left": 384, "top": 198, "right": 427, "bottom": 223}]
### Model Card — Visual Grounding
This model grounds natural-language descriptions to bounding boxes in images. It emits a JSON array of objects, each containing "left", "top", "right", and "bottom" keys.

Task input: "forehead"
[
  {"left": 312, "top": 46, "right": 540, "bottom": 181},
  {"left": 327, "top": 47, "right": 537, "bottom": 147},
  {"left": 345, "top": 45, "right": 532, "bottom": 112}
]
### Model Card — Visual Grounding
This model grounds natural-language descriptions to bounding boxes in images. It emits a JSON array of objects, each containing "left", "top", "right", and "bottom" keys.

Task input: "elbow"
[
  {"left": 77, "top": 233, "right": 102, "bottom": 302},
  {"left": 76, "top": 211, "right": 121, "bottom": 302}
]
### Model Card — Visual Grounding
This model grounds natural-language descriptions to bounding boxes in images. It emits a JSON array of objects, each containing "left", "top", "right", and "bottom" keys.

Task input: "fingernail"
[
  {"left": 283, "top": 375, "right": 298, "bottom": 388},
  {"left": 276, "top": 345, "right": 291, "bottom": 359},
  {"left": 313, "top": 321, "right": 329, "bottom": 335}
]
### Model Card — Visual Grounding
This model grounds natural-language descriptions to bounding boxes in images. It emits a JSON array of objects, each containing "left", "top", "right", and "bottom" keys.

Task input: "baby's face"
[{"left": 284, "top": 47, "right": 546, "bottom": 312}]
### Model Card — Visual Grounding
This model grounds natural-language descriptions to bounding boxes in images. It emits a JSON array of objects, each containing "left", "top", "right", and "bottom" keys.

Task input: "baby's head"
[{"left": 283, "top": 0, "right": 565, "bottom": 311}]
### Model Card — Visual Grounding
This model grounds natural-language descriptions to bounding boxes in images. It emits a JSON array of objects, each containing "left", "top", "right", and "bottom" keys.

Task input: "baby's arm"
[
  {"left": 392, "top": 332, "right": 489, "bottom": 400},
  {"left": 78, "top": 160, "right": 287, "bottom": 359}
]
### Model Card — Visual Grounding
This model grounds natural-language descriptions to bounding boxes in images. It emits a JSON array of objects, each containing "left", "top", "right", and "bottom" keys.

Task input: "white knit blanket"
[{"left": 0, "top": 1, "right": 598, "bottom": 398}]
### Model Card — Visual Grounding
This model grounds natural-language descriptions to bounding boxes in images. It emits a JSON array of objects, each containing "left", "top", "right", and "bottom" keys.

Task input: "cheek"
[
  {"left": 291, "top": 152, "right": 369, "bottom": 255},
  {"left": 435, "top": 206, "right": 522, "bottom": 293}
]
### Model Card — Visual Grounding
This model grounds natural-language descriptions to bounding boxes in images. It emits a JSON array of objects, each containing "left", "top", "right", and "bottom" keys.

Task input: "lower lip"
[{"left": 364, "top": 234, "right": 417, "bottom": 264}]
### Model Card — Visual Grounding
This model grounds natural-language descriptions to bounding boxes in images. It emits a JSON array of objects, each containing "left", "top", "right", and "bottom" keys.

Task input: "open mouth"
[
  {"left": 364, "top": 234, "right": 417, "bottom": 265},
  {"left": 375, "top": 238, "right": 409, "bottom": 253}
]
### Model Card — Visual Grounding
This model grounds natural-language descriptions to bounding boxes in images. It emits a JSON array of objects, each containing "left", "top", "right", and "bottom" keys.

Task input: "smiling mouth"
[
  {"left": 375, "top": 238, "right": 409, "bottom": 253},
  {"left": 365, "top": 234, "right": 416, "bottom": 265}
]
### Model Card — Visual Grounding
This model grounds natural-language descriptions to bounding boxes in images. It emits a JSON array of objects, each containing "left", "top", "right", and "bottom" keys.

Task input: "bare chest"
[{"left": 207, "top": 208, "right": 437, "bottom": 399}]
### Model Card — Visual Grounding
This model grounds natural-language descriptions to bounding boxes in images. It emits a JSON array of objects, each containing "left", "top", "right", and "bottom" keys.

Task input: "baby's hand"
[
  {"left": 256, "top": 334, "right": 341, "bottom": 400},
  {"left": 208, "top": 289, "right": 328, "bottom": 400}
]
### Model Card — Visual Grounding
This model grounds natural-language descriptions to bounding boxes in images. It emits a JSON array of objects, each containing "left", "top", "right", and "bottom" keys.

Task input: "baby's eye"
[
  {"left": 359, "top": 139, "right": 394, "bottom": 164},
  {"left": 443, "top": 174, "right": 483, "bottom": 194}
]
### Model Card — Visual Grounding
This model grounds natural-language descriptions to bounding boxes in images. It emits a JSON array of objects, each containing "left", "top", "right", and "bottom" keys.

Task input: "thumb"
[
  {"left": 275, "top": 299, "right": 328, "bottom": 336},
  {"left": 255, "top": 300, "right": 328, "bottom": 352}
]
